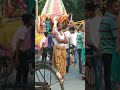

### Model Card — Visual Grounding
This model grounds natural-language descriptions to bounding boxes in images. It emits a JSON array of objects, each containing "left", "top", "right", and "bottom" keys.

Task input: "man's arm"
[{"left": 54, "top": 32, "right": 65, "bottom": 43}]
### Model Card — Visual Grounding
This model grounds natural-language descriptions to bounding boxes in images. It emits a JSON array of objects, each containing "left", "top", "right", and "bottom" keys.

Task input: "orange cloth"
[{"left": 52, "top": 45, "right": 67, "bottom": 77}]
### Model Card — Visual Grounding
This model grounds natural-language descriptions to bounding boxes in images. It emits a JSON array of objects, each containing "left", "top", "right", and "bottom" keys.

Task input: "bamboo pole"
[{"left": 35, "top": 0, "right": 38, "bottom": 18}]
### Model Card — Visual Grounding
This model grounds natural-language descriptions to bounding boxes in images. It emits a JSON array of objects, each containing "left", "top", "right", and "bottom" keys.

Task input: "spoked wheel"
[
  {"left": 35, "top": 63, "right": 64, "bottom": 90},
  {"left": 35, "top": 50, "right": 42, "bottom": 62},
  {"left": 0, "top": 57, "right": 14, "bottom": 79},
  {"left": 0, "top": 57, "right": 15, "bottom": 89}
]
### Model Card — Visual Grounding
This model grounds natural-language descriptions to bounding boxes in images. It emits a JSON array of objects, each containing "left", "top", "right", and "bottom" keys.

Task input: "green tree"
[
  {"left": 38, "top": 0, "right": 46, "bottom": 14},
  {"left": 63, "top": 0, "right": 85, "bottom": 21}
]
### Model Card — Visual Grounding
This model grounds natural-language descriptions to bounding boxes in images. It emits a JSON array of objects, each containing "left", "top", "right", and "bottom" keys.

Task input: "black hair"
[
  {"left": 106, "top": 0, "right": 118, "bottom": 9},
  {"left": 49, "top": 29, "right": 53, "bottom": 32},
  {"left": 85, "top": 3, "right": 97, "bottom": 12},
  {"left": 100, "top": 6, "right": 106, "bottom": 15},
  {"left": 69, "top": 26, "right": 75, "bottom": 31},
  {"left": 44, "top": 32, "right": 49, "bottom": 36},
  {"left": 46, "top": 17, "right": 49, "bottom": 21},
  {"left": 22, "top": 14, "right": 33, "bottom": 25},
  {"left": 107, "top": 0, "right": 118, "bottom": 5}
]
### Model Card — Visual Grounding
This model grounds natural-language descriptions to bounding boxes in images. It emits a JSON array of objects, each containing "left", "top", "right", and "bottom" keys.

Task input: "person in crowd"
[
  {"left": 48, "top": 29, "right": 54, "bottom": 64},
  {"left": 64, "top": 26, "right": 71, "bottom": 73},
  {"left": 52, "top": 22, "right": 68, "bottom": 83},
  {"left": 69, "top": 26, "right": 78, "bottom": 67},
  {"left": 11, "top": 14, "right": 33, "bottom": 83},
  {"left": 99, "top": 0, "right": 119, "bottom": 90},
  {"left": 111, "top": 10, "right": 120, "bottom": 90},
  {"left": 40, "top": 32, "right": 49, "bottom": 62},
  {"left": 45, "top": 18, "right": 51, "bottom": 32},
  {"left": 85, "top": 3, "right": 102, "bottom": 90},
  {"left": 80, "top": 24, "right": 85, "bottom": 79},
  {"left": 76, "top": 25, "right": 84, "bottom": 75}
]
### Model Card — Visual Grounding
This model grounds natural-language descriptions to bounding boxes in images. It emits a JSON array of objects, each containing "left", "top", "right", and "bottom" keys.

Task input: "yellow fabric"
[
  {"left": 0, "top": 19, "right": 22, "bottom": 45},
  {"left": 52, "top": 45, "right": 67, "bottom": 77},
  {"left": 35, "top": 33, "right": 44, "bottom": 46}
]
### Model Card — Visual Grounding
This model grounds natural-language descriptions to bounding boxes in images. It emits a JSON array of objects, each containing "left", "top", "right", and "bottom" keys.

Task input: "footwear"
[
  {"left": 80, "top": 74, "right": 85, "bottom": 80},
  {"left": 66, "top": 69, "right": 69, "bottom": 73},
  {"left": 60, "top": 78, "right": 65, "bottom": 84}
]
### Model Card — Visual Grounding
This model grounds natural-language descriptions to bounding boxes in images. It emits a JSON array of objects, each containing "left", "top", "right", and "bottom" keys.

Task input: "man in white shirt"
[
  {"left": 11, "top": 26, "right": 29, "bottom": 51},
  {"left": 64, "top": 28, "right": 71, "bottom": 72},
  {"left": 69, "top": 27, "right": 78, "bottom": 66}
]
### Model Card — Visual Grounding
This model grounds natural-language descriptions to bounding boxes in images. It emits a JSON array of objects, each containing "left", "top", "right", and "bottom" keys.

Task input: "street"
[
  {"left": 0, "top": 56, "right": 84, "bottom": 90},
  {"left": 35, "top": 56, "right": 85, "bottom": 90},
  {"left": 64, "top": 65, "right": 85, "bottom": 90}
]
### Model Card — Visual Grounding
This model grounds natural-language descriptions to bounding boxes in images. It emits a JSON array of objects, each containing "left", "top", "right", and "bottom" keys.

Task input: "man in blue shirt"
[{"left": 48, "top": 29, "right": 54, "bottom": 64}]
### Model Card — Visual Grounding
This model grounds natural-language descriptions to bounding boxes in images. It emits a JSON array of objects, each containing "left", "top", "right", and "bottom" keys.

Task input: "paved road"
[
  {"left": 64, "top": 65, "right": 85, "bottom": 90},
  {"left": 35, "top": 64, "right": 85, "bottom": 90},
  {"left": 0, "top": 52, "right": 85, "bottom": 90},
  {"left": 35, "top": 56, "right": 85, "bottom": 90}
]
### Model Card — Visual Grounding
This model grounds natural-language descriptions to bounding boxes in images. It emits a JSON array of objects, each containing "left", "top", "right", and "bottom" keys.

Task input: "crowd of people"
[
  {"left": 85, "top": 0, "right": 120, "bottom": 90},
  {"left": 1, "top": 0, "right": 120, "bottom": 90},
  {"left": 0, "top": 11, "right": 35, "bottom": 84},
  {"left": 37, "top": 17, "right": 85, "bottom": 82}
]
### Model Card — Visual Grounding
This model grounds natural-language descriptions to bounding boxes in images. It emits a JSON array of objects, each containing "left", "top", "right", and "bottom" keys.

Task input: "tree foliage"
[{"left": 38, "top": 0, "right": 85, "bottom": 21}]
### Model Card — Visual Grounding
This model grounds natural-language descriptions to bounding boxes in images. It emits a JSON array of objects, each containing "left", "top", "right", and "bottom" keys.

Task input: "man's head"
[
  {"left": 44, "top": 32, "right": 49, "bottom": 37},
  {"left": 49, "top": 29, "right": 53, "bottom": 34},
  {"left": 106, "top": 0, "right": 120, "bottom": 15},
  {"left": 69, "top": 26, "right": 75, "bottom": 34},
  {"left": 46, "top": 17, "right": 49, "bottom": 21},
  {"left": 79, "top": 24, "right": 85, "bottom": 32},
  {"left": 85, "top": 3, "right": 96, "bottom": 18},
  {"left": 22, "top": 14, "right": 33, "bottom": 27},
  {"left": 57, "top": 22, "right": 63, "bottom": 30}
]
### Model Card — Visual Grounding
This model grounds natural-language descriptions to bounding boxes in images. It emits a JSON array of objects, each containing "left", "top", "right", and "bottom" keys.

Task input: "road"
[
  {"left": 0, "top": 55, "right": 85, "bottom": 90},
  {"left": 35, "top": 64, "right": 85, "bottom": 90},
  {"left": 64, "top": 65, "right": 85, "bottom": 90},
  {"left": 35, "top": 55, "right": 85, "bottom": 90}
]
